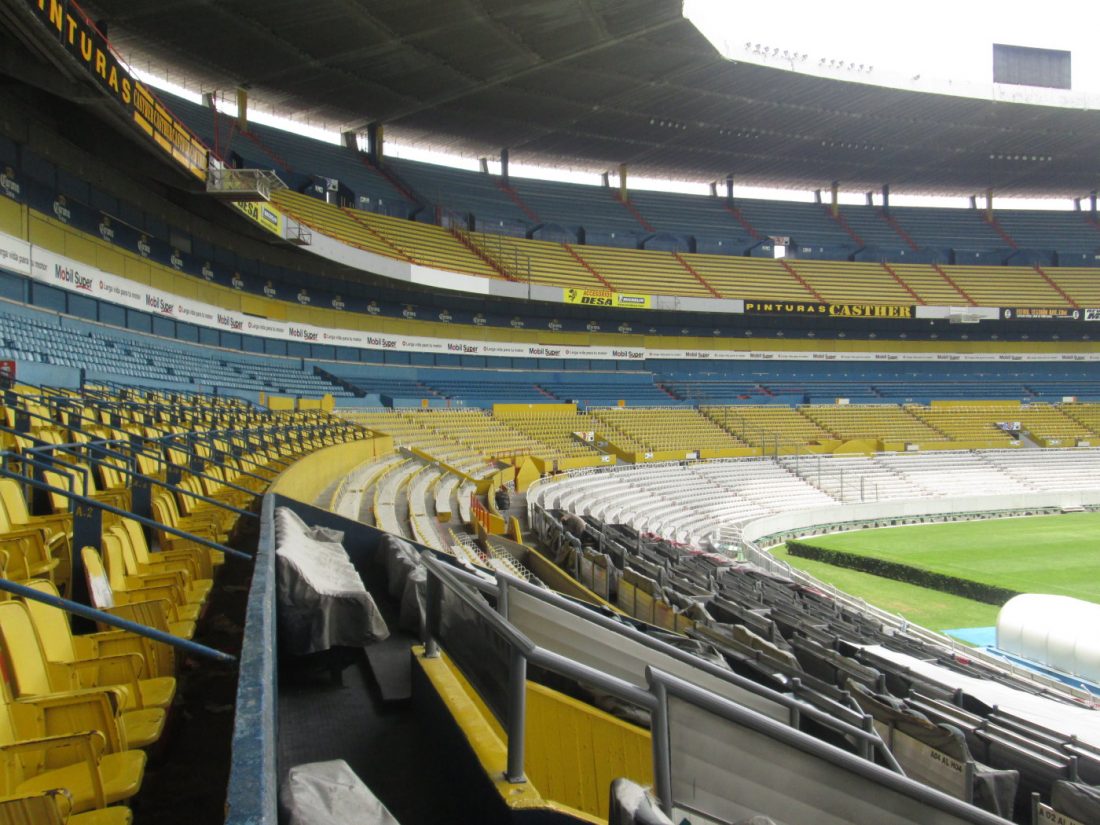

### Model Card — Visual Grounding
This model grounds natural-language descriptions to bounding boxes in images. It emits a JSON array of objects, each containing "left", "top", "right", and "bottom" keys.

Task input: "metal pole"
[
  {"left": 650, "top": 677, "right": 673, "bottom": 816},
  {"left": 496, "top": 574, "right": 510, "bottom": 619},
  {"left": 424, "top": 568, "right": 441, "bottom": 658},
  {"left": 0, "top": 577, "right": 235, "bottom": 663},
  {"left": 505, "top": 646, "right": 528, "bottom": 783}
]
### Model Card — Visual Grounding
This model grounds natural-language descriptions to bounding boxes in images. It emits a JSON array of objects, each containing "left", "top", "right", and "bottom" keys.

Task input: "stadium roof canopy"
[{"left": 77, "top": 0, "right": 1100, "bottom": 197}]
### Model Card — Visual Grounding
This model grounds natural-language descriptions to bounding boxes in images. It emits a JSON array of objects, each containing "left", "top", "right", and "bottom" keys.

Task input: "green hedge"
[{"left": 786, "top": 540, "right": 1019, "bottom": 605}]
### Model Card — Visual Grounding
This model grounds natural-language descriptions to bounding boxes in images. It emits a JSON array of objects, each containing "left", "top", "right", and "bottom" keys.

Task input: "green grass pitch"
[{"left": 775, "top": 511, "right": 1100, "bottom": 632}]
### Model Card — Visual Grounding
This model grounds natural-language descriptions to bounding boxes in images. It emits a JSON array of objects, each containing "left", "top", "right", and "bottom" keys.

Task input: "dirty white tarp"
[
  {"left": 275, "top": 507, "right": 388, "bottom": 655},
  {"left": 281, "top": 759, "right": 401, "bottom": 825}
]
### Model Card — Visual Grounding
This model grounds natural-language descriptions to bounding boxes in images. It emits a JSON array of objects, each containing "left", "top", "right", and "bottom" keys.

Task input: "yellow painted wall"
[
  {"left": 0, "top": 197, "right": 25, "bottom": 237},
  {"left": 266, "top": 395, "right": 295, "bottom": 411},
  {"left": 494, "top": 403, "right": 577, "bottom": 416},
  {"left": 522, "top": 545, "right": 619, "bottom": 611},
  {"left": 834, "top": 438, "right": 882, "bottom": 454},
  {"left": 880, "top": 439, "right": 1017, "bottom": 452},
  {"left": 524, "top": 682, "right": 652, "bottom": 821},
  {"left": 931, "top": 399, "right": 1022, "bottom": 408},
  {"left": 268, "top": 433, "right": 393, "bottom": 505}
]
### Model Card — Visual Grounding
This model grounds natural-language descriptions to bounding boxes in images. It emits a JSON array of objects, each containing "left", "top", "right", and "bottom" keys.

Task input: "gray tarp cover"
[
  {"left": 377, "top": 534, "right": 427, "bottom": 633},
  {"left": 848, "top": 680, "right": 1018, "bottom": 818},
  {"left": 275, "top": 507, "right": 388, "bottom": 655},
  {"left": 281, "top": 759, "right": 401, "bottom": 825},
  {"left": 1051, "top": 780, "right": 1100, "bottom": 823}
]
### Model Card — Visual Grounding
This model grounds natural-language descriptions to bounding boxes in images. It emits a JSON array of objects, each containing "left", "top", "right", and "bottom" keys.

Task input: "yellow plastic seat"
[
  {"left": 0, "top": 480, "right": 71, "bottom": 592},
  {"left": 177, "top": 477, "right": 237, "bottom": 535},
  {"left": 0, "top": 603, "right": 165, "bottom": 750},
  {"left": 39, "top": 468, "right": 127, "bottom": 520},
  {"left": 108, "top": 528, "right": 208, "bottom": 611},
  {"left": 0, "top": 692, "right": 144, "bottom": 812},
  {"left": 150, "top": 489, "right": 226, "bottom": 548},
  {"left": 23, "top": 581, "right": 174, "bottom": 680},
  {"left": 199, "top": 465, "right": 253, "bottom": 508},
  {"left": 0, "top": 503, "right": 59, "bottom": 586},
  {"left": 101, "top": 538, "right": 200, "bottom": 624},
  {"left": 19, "top": 583, "right": 175, "bottom": 711},
  {"left": 81, "top": 548, "right": 196, "bottom": 641},
  {"left": 113, "top": 523, "right": 213, "bottom": 602},
  {"left": 0, "top": 789, "right": 131, "bottom": 825},
  {"left": 121, "top": 518, "right": 219, "bottom": 581}
]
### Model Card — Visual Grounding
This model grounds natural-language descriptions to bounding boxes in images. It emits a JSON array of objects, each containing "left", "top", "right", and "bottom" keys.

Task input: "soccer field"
[{"left": 778, "top": 511, "right": 1100, "bottom": 631}]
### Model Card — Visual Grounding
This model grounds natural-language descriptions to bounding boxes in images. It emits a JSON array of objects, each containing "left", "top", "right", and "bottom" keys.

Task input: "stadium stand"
[
  {"left": 884, "top": 263, "right": 973, "bottom": 304},
  {"left": 678, "top": 253, "right": 815, "bottom": 301},
  {"left": 6, "top": 6, "right": 1100, "bottom": 824},
  {"left": 992, "top": 210, "right": 1100, "bottom": 254},
  {"left": 510, "top": 178, "right": 641, "bottom": 242},
  {"left": 589, "top": 407, "right": 751, "bottom": 459},
  {"left": 799, "top": 404, "right": 945, "bottom": 444},
  {"left": 468, "top": 230, "right": 605, "bottom": 288},
  {"left": 945, "top": 266, "right": 1066, "bottom": 307},
  {"left": 0, "top": 374, "right": 367, "bottom": 821},
  {"left": 736, "top": 198, "right": 853, "bottom": 247},
  {"left": 1045, "top": 267, "right": 1100, "bottom": 306},
  {"left": 626, "top": 189, "right": 753, "bottom": 252},
  {"left": 837, "top": 204, "right": 912, "bottom": 248},
  {"left": 524, "top": 462, "right": 1100, "bottom": 821},
  {"left": 702, "top": 404, "right": 835, "bottom": 448},
  {"left": 790, "top": 259, "right": 916, "bottom": 305},
  {"left": 160, "top": 92, "right": 415, "bottom": 217},
  {"left": 887, "top": 206, "right": 1007, "bottom": 253},
  {"left": 567, "top": 244, "right": 715, "bottom": 296},
  {"left": 0, "top": 305, "right": 352, "bottom": 400}
]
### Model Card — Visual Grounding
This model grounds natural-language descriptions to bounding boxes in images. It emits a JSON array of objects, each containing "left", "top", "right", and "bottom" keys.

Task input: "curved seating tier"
[{"left": 538, "top": 448, "right": 1100, "bottom": 547}]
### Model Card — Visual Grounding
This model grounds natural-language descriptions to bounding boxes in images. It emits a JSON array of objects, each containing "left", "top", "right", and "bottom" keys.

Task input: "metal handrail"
[
  {"left": 494, "top": 568, "right": 894, "bottom": 763},
  {"left": 0, "top": 577, "right": 235, "bottom": 663},
  {"left": 420, "top": 548, "right": 891, "bottom": 783},
  {"left": 27, "top": 442, "right": 257, "bottom": 520},
  {"left": 421, "top": 551, "right": 653, "bottom": 782},
  {"left": 645, "top": 667, "right": 1009, "bottom": 824},
  {"left": 0, "top": 456, "right": 250, "bottom": 561}
]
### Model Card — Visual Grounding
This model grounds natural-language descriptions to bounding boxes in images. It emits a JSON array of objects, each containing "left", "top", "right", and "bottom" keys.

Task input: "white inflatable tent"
[{"left": 996, "top": 594, "right": 1100, "bottom": 683}]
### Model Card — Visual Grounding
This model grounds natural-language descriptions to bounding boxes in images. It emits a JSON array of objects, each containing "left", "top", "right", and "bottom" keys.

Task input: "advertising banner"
[
  {"left": 232, "top": 200, "right": 284, "bottom": 236},
  {"left": 1001, "top": 307, "right": 1081, "bottom": 321},
  {"left": 744, "top": 300, "right": 915, "bottom": 319},
  {"left": 8, "top": 230, "right": 1100, "bottom": 364},
  {"left": 563, "top": 287, "right": 651, "bottom": 310},
  {"left": 26, "top": 0, "right": 208, "bottom": 181}
]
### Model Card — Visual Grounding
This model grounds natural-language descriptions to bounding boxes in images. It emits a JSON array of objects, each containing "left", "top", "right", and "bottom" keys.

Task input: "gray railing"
[{"left": 419, "top": 552, "right": 1009, "bottom": 824}]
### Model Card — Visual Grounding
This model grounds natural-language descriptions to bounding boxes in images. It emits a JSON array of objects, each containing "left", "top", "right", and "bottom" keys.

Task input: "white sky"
[{"left": 137, "top": 1, "right": 1100, "bottom": 210}]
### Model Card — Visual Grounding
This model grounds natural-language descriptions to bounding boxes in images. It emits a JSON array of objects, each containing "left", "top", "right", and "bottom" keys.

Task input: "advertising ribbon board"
[
  {"left": 744, "top": 300, "right": 915, "bottom": 319},
  {"left": 26, "top": 0, "right": 208, "bottom": 181}
]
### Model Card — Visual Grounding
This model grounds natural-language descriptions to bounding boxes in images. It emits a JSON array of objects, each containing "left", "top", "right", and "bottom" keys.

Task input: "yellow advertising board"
[
  {"left": 132, "top": 83, "right": 208, "bottom": 181},
  {"left": 563, "top": 287, "right": 651, "bottom": 310},
  {"left": 232, "top": 200, "right": 285, "bottom": 237}
]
